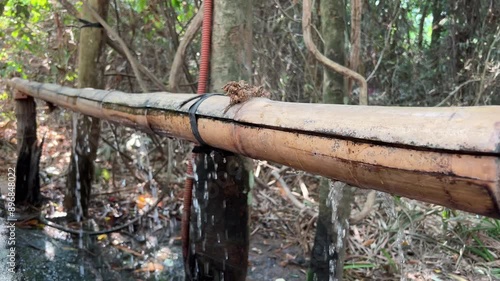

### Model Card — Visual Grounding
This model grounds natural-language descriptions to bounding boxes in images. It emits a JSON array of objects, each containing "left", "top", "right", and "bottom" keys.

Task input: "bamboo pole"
[
  {"left": 7, "top": 78, "right": 500, "bottom": 218},
  {"left": 14, "top": 92, "right": 41, "bottom": 205}
]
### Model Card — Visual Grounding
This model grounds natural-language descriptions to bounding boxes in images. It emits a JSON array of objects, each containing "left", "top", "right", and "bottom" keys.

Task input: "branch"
[
  {"left": 168, "top": 4, "right": 204, "bottom": 92},
  {"left": 474, "top": 28, "right": 500, "bottom": 105},
  {"left": 302, "top": 0, "right": 367, "bottom": 104},
  {"left": 350, "top": 190, "right": 376, "bottom": 224},
  {"left": 348, "top": 0, "right": 364, "bottom": 104},
  {"left": 366, "top": 2, "right": 401, "bottom": 82},
  {"left": 56, "top": 0, "right": 79, "bottom": 16},
  {"left": 105, "top": 38, "right": 168, "bottom": 91},
  {"left": 40, "top": 190, "right": 166, "bottom": 236},
  {"left": 83, "top": 1, "right": 148, "bottom": 92},
  {"left": 435, "top": 79, "right": 480, "bottom": 107},
  {"left": 57, "top": 0, "right": 167, "bottom": 91},
  {"left": 270, "top": 170, "right": 317, "bottom": 217}
]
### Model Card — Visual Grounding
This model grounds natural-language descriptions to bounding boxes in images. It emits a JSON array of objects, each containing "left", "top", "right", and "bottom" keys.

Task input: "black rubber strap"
[{"left": 179, "top": 93, "right": 224, "bottom": 146}]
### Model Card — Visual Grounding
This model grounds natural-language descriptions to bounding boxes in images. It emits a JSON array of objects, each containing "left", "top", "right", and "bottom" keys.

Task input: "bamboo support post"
[{"left": 14, "top": 90, "right": 41, "bottom": 205}]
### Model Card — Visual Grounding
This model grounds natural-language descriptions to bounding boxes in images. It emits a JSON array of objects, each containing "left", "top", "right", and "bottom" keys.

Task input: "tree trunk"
[
  {"left": 321, "top": 0, "right": 347, "bottom": 104},
  {"left": 430, "top": 0, "right": 445, "bottom": 49},
  {"left": 187, "top": 0, "right": 253, "bottom": 280},
  {"left": 64, "top": 0, "right": 109, "bottom": 217},
  {"left": 417, "top": 2, "right": 429, "bottom": 48},
  {"left": 310, "top": 180, "right": 353, "bottom": 281},
  {"left": 309, "top": 0, "right": 354, "bottom": 280},
  {"left": 303, "top": 0, "right": 322, "bottom": 103},
  {"left": 209, "top": 1, "right": 253, "bottom": 91}
]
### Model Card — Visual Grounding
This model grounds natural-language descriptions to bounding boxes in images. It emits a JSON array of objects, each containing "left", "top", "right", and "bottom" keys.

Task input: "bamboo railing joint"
[{"left": 14, "top": 90, "right": 29, "bottom": 100}]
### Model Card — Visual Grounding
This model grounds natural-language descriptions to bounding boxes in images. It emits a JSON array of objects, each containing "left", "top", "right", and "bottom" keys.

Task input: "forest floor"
[{"left": 1, "top": 98, "right": 499, "bottom": 281}]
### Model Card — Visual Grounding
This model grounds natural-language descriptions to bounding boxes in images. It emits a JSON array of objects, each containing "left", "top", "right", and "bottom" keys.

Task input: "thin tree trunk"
[
  {"left": 187, "top": 0, "right": 253, "bottom": 280},
  {"left": 65, "top": 0, "right": 109, "bottom": 217},
  {"left": 309, "top": 0, "right": 354, "bottom": 280},
  {"left": 417, "top": 2, "right": 429, "bottom": 48}
]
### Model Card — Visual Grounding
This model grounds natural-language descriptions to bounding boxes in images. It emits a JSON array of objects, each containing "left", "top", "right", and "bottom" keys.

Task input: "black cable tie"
[
  {"left": 78, "top": 18, "right": 103, "bottom": 28},
  {"left": 179, "top": 93, "right": 224, "bottom": 147}
]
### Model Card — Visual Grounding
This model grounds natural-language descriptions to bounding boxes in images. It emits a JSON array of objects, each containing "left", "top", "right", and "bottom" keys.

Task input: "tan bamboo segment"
[{"left": 8, "top": 78, "right": 500, "bottom": 218}]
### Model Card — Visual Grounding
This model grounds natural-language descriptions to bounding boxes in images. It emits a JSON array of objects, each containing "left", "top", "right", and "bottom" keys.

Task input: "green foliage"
[
  {"left": 0, "top": 91, "right": 15, "bottom": 121},
  {"left": 344, "top": 263, "right": 376, "bottom": 269},
  {"left": 492, "top": 268, "right": 500, "bottom": 279},
  {"left": 170, "top": 0, "right": 181, "bottom": 9},
  {"left": 0, "top": 0, "right": 51, "bottom": 78},
  {"left": 355, "top": 0, "right": 500, "bottom": 105},
  {"left": 0, "top": 0, "right": 80, "bottom": 84},
  {"left": 380, "top": 248, "right": 398, "bottom": 272},
  {"left": 125, "top": 0, "right": 147, "bottom": 13},
  {"left": 171, "top": 0, "right": 196, "bottom": 33},
  {"left": 100, "top": 168, "right": 111, "bottom": 181},
  {"left": 475, "top": 218, "right": 500, "bottom": 238},
  {"left": 64, "top": 72, "right": 78, "bottom": 82}
]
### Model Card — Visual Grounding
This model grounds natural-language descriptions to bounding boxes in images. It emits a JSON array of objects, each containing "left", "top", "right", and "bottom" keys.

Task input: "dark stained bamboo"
[
  {"left": 14, "top": 92, "right": 41, "bottom": 205},
  {"left": 8, "top": 78, "right": 500, "bottom": 218}
]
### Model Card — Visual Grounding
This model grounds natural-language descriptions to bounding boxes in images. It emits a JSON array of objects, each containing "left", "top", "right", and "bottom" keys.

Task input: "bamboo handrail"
[{"left": 8, "top": 78, "right": 500, "bottom": 218}]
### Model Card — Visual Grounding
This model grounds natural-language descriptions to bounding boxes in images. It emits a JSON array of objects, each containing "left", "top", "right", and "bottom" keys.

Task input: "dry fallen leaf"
[
  {"left": 134, "top": 262, "right": 164, "bottom": 273},
  {"left": 222, "top": 81, "right": 270, "bottom": 113}
]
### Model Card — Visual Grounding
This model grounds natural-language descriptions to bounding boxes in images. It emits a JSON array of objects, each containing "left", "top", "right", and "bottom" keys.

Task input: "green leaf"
[
  {"left": 137, "top": 0, "right": 147, "bottom": 12},
  {"left": 15, "top": 4, "right": 30, "bottom": 19},
  {"left": 171, "top": 0, "right": 181, "bottom": 9},
  {"left": 0, "top": 91, "right": 9, "bottom": 101},
  {"left": 101, "top": 169, "right": 111, "bottom": 181}
]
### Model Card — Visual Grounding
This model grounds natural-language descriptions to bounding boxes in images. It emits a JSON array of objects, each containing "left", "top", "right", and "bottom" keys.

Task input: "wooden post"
[{"left": 14, "top": 90, "right": 42, "bottom": 205}]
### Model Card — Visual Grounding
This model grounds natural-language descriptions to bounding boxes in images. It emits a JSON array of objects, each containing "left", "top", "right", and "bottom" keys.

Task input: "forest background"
[{"left": 0, "top": 0, "right": 499, "bottom": 280}]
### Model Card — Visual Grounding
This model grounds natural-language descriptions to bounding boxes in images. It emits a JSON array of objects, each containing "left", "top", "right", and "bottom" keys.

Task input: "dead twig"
[
  {"left": 40, "top": 136, "right": 174, "bottom": 236},
  {"left": 350, "top": 190, "right": 377, "bottom": 224},
  {"left": 474, "top": 28, "right": 500, "bottom": 105},
  {"left": 39, "top": 190, "right": 165, "bottom": 236},
  {"left": 270, "top": 170, "right": 317, "bottom": 217},
  {"left": 435, "top": 79, "right": 480, "bottom": 107},
  {"left": 366, "top": 2, "right": 401, "bottom": 83}
]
